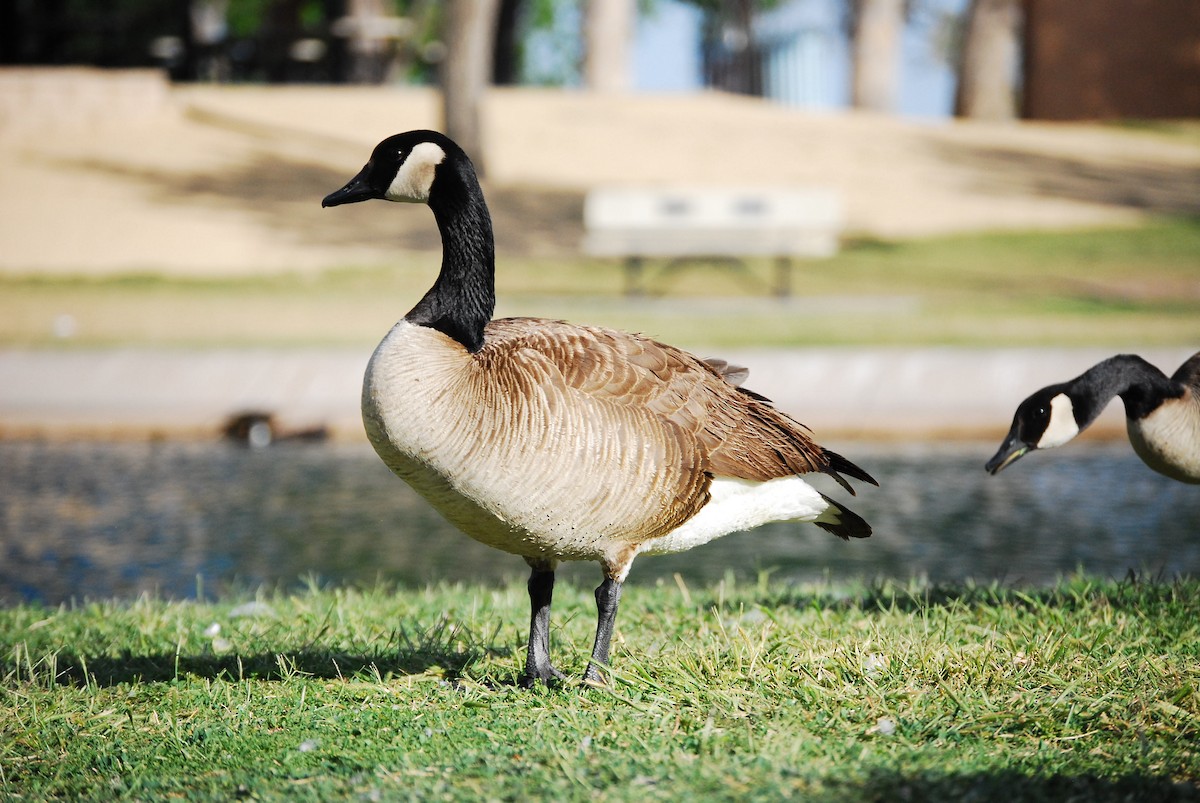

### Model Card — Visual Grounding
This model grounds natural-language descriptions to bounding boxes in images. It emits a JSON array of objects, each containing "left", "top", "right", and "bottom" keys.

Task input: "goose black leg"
[
  {"left": 521, "top": 566, "right": 565, "bottom": 687},
  {"left": 583, "top": 577, "right": 623, "bottom": 685}
]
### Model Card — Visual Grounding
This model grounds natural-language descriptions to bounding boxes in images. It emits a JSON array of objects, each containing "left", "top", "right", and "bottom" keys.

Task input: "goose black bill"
[
  {"left": 985, "top": 429, "right": 1030, "bottom": 475},
  {"left": 322, "top": 165, "right": 378, "bottom": 207}
]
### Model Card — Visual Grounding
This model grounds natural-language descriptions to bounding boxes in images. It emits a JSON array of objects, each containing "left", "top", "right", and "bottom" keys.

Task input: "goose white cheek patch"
[
  {"left": 385, "top": 141, "right": 446, "bottom": 203},
  {"left": 1037, "top": 393, "right": 1080, "bottom": 449}
]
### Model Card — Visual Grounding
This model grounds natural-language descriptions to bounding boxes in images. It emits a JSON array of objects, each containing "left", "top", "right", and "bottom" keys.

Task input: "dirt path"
[{"left": 2, "top": 70, "right": 1198, "bottom": 276}]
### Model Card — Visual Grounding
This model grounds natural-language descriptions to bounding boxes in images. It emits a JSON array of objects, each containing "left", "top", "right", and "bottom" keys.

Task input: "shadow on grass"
[
  {"left": 932, "top": 140, "right": 1200, "bottom": 217},
  {"left": 19, "top": 644, "right": 482, "bottom": 688},
  {"left": 842, "top": 767, "right": 1196, "bottom": 802},
  {"left": 48, "top": 151, "right": 586, "bottom": 258},
  {"left": 754, "top": 572, "right": 1192, "bottom": 617},
  {"left": 8, "top": 613, "right": 506, "bottom": 688}
]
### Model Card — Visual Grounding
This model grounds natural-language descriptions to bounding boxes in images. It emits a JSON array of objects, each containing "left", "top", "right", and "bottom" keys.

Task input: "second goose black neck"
[
  {"left": 405, "top": 155, "right": 496, "bottom": 353},
  {"left": 1076, "top": 354, "right": 1179, "bottom": 424}
]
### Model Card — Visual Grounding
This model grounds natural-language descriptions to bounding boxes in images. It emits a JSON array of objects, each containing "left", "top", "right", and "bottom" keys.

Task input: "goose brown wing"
[
  {"left": 484, "top": 318, "right": 873, "bottom": 496},
  {"left": 1171, "top": 351, "right": 1200, "bottom": 394},
  {"left": 475, "top": 318, "right": 711, "bottom": 543}
]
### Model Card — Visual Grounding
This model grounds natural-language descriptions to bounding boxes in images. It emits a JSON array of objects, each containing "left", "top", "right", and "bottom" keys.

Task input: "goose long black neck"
[
  {"left": 405, "top": 155, "right": 496, "bottom": 353},
  {"left": 1075, "top": 354, "right": 1177, "bottom": 424}
]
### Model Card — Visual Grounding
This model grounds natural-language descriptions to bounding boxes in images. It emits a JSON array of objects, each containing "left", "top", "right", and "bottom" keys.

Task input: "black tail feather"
[
  {"left": 814, "top": 493, "right": 872, "bottom": 540},
  {"left": 822, "top": 449, "right": 879, "bottom": 496}
]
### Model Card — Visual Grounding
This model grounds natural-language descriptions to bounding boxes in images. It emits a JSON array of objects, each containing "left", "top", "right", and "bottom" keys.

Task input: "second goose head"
[
  {"left": 985, "top": 382, "right": 1084, "bottom": 474},
  {"left": 986, "top": 353, "right": 1200, "bottom": 481}
]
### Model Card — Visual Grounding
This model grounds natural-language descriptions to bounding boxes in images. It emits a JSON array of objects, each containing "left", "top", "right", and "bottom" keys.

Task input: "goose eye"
[{"left": 1019, "top": 404, "right": 1049, "bottom": 440}]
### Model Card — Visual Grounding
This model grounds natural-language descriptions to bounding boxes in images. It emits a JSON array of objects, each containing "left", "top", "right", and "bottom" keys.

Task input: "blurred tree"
[
  {"left": 679, "top": 0, "right": 783, "bottom": 96},
  {"left": 385, "top": 1, "right": 441, "bottom": 85},
  {"left": 333, "top": 0, "right": 405, "bottom": 83},
  {"left": 0, "top": 1, "right": 17, "bottom": 64},
  {"left": 707, "top": 0, "right": 760, "bottom": 95},
  {"left": 850, "top": 0, "right": 903, "bottom": 111},
  {"left": 954, "top": 0, "right": 1020, "bottom": 120},
  {"left": 513, "top": 0, "right": 581, "bottom": 86},
  {"left": 178, "top": 0, "right": 230, "bottom": 82},
  {"left": 441, "top": 0, "right": 499, "bottom": 173},
  {"left": 583, "top": 0, "right": 634, "bottom": 92},
  {"left": 491, "top": 0, "right": 524, "bottom": 84}
]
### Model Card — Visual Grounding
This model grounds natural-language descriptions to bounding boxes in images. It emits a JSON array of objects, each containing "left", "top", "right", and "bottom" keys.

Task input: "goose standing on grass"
[
  {"left": 986, "top": 351, "right": 1200, "bottom": 484},
  {"left": 322, "top": 130, "right": 877, "bottom": 686}
]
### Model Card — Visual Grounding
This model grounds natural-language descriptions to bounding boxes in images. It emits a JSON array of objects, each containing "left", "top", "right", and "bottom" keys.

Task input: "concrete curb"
[{"left": 3, "top": 346, "right": 1193, "bottom": 443}]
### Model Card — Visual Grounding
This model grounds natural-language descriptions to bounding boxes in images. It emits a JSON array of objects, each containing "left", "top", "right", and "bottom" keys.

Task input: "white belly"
[{"left": 641, "top": 476, "right": 830, "bottom": 555}]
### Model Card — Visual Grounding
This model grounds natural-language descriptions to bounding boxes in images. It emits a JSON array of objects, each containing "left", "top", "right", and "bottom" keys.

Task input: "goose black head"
[
  {"left": 985, "top": 383, "right": 1082, "bottom": 475},
  {"left": 322, "top": 130, "right": 461, "bottom": 208}
]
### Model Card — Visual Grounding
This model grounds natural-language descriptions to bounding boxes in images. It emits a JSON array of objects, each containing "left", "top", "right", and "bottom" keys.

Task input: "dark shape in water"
[{"left": 223, "top": 411, "right": 328, "bottom": 449}]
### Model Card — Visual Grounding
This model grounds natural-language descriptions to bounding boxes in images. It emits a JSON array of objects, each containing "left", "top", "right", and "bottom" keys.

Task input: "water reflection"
[{"left": 1, "top": 440, "right": 1195, "bottom": 606}]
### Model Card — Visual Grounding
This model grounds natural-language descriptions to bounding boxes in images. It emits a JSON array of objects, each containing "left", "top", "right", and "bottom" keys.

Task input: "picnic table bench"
[{"left": 582, "top": 187, "right": 843, "bottom": 297}]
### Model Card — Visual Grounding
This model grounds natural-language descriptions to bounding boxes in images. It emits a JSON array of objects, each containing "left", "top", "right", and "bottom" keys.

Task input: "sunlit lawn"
[
  {"left": 2, "top": 218, "right": 1197, "bottom": 799},
  {"left": 1, "top": 217, "right": 1197, "bottom": 350},
  {"left": 3, "top": 576, "right": 1198, "bottom": 800}
]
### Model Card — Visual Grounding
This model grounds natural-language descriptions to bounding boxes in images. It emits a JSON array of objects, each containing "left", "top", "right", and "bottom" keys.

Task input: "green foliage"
[
  {"left": 675, "top": 0, "right": 787, "bottom": 14},
  {"left": 520, "top": 0, "right": 584, "bottom": 86},
  {"left": 2, "top": 576, "right": 1198, "bottom": 799},
  {"left": 226, "top": 0, "right": 276, "bottom": 39}
]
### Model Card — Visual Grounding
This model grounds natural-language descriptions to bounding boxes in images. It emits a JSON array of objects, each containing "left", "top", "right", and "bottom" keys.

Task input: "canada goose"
[
  {"left": 322, "top": 130, "right": 876, "bottom": 686},
  {"left": 986, "top": 351, "right": 1200, "bottom": 484}
]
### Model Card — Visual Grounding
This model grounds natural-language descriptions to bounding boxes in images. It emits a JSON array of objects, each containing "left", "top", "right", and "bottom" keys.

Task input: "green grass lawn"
[
  {"left": 1, "top": 217, "right": 1197, "bottom": 350},
  {"left": 3, "top": 219, "right": 1197, "bottom": 798},
  {"left": 3, "top": 576, "right": 1197, "bottom": 800}
]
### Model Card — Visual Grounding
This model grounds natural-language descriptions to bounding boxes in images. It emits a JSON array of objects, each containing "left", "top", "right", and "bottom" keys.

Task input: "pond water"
[{"left": 1, "top": 440, "right": 1196, "bottom": 606}]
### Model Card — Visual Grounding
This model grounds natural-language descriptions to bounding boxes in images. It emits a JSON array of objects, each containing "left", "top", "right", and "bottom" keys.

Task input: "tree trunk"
[
  {"left": 492, "top": 0, "right": 524, "bottom": 85},
  {"left": 260, "top": 0, "right": 305, "bottom": 83},
  {"left": 441, "top": 0, "right": 500, "bottom": 173},
  {"left": 332, "top": 0, "right": 398, "bottom": 84},
  {"left": 955, "top": 0, "right": 1022, "bottom": 120},
  {"left": 700, "top": 0, "right": 763, "bottom": 96},
  {"left": 851, "top": 0, "right": 903, "bottom": 112},
  {"left": 583, "top": 0, "right": 634, "bottom": 92}
]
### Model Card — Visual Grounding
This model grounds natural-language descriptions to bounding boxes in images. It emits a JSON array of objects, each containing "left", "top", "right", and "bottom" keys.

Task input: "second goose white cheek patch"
[{"left": 1037, "top": 393, "right": 1080, "bottom": 449}]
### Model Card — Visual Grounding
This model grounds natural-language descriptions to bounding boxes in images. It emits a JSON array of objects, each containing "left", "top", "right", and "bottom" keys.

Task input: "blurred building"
[{"left": 1023, "top": 0, "right": 1200, "bottom": 120}]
